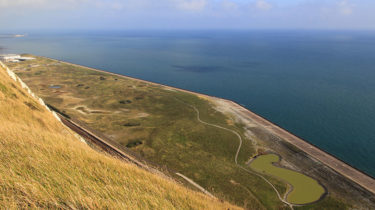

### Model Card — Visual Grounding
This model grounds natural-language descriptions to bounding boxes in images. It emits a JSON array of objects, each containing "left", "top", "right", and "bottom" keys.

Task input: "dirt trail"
[{"left": 175, "top": 173, "right": 216, "bottom": 198}]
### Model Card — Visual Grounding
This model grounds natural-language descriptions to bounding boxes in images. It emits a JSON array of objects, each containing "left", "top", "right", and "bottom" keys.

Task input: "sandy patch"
[
  {"left": 163, "top": 87, "right": 177, "bottom": 92},
  {"left": 61, "top": 94, "right": 85, "bottom": 104},
  {"left": 73, "top": 105, "right": 111, "bottom": 115},
  {"left": 212, "top": 99, "right": 259, "bottom": 128},
  {"left": 130, "top": 112, "right": 149, "bottom": 119},
  {"left": 210, "top": 98, "right": 259, "bottom": 147}
]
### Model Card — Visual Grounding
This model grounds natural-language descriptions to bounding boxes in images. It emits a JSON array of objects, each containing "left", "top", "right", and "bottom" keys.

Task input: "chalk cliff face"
[
  {"left": 0, "top": 63, "right": 238, "bottom": 209},
  {"left": 0, "top": 61, "right": 61, "bottom": 121}
]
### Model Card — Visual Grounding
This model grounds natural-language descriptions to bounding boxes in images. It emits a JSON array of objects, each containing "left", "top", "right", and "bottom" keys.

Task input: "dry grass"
[
  {"left": 9, "top": 56, "right": 286, "bottom": 209},
  {"left": 0, "top": 66, "right": 240, "bottom": 209}
]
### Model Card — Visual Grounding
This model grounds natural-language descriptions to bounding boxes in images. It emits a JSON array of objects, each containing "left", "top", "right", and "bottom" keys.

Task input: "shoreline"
[
  {"left": 37, "top": 55, "right": 375, "bottom": 195},
  {"left": 228, "top": 100, "right": 375, "bottom": 194}
]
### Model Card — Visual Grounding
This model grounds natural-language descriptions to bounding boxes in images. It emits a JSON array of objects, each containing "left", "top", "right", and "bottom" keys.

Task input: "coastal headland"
[{"left": 6, "top": 55, "right": 375, "bottom": 209}]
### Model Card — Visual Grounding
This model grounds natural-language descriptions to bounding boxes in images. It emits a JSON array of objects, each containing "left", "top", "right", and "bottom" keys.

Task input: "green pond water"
[{"left": 250, "top": 154, "right": 325, "bottom": 204}]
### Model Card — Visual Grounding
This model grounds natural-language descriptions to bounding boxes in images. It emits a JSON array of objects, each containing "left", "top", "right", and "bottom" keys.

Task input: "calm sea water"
[{"left": 1, "top": 30, "right": 375, "bottom": 177}]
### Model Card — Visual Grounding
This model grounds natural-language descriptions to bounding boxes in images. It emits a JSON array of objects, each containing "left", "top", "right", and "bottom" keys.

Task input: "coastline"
[
  {"left": 228, "top": 100, "right": 375, "bottom": 194},
  {"left": 36, "top": 55, "right": 375, "bottom": 196},
  {"left": 221, "top": 99, "right": 375, "bottom": 192}
]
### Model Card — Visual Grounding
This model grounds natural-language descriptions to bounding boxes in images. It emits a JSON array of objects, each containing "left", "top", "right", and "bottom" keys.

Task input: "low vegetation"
[
  {"left": 6, "top": 56, "right": 353, "bottom": 209},
  {"left": 9, "top": 57, "right": 288, "bottom": 209},
  {"left": 0, "top": 64, "right": 238, "bottom": 209}
]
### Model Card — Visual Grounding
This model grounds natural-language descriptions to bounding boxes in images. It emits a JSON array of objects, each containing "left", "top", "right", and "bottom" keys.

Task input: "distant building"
[
  {"left": 19, "top": 57, "right": 35, "bottom": 61},
  {"left": 0, "top": 54, "right": 35, "bottom": 62},
  {"left": 0, "top": 54, "right": 21, "bottom": 61}
]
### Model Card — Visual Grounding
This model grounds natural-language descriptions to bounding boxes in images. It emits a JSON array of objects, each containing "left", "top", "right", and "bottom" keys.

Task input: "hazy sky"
[{"left": 1, "top": 0, "right": 374, "bottom": 30}]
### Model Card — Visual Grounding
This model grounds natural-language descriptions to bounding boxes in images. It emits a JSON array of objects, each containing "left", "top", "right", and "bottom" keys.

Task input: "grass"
[
  {"left": 8, "top": 56, "right": 288, "bottom": 209},
  {"left": 6, "top": 56, "right": 351, "bottom": 209},
  {"left": 249, "top": 154, "right": 325, "bottom": 205},
  {"left": 0, "top": 64, "right": 239, "bottom": 209},
  {"left": 0, "top": 82, "right": 7, "bottom": 93},
  {"left": 294, "top": 196, "right": 349, "bottom": 210}
]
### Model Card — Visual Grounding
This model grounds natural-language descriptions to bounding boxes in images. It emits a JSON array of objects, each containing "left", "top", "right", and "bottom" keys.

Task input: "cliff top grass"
[{"left": 0, "top": 64, "right": 239, "bottom": 209}]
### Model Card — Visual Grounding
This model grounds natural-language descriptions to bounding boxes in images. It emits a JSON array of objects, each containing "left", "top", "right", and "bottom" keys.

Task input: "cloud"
[
  {"left": 337, "top": 0, "right": 354, "bottom": 15},
  {"left": 0, "top": 0, "right": 89, "bottom": 9},
  {"left": 255, "top": 0, "right": 272, "bottom": 11},
  {"left": 0, "top": 0, "right": 45, "bottom": 8},
  {"left": 1, "top": 0, "right": 375, "bottom": 30},
  {"left": 220, "top": 0, "right": 239, "bottom": 11},
  {"left": 172, "top": 0, "right": 207, "bottom": 11},
  {"left": 0, "top": 0, "right": 209, "bottom": 12},
  {"left": 110, "top": 2, "right": 125, "bottom": 10}
]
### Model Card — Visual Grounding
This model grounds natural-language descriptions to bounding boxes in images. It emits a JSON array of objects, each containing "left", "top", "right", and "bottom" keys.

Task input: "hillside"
[
  {"left": 0, "top": 64, "right": 239, "bottom": 209},
  {"left": 7, "top": 56, "right": 290, "bottom": 209}
]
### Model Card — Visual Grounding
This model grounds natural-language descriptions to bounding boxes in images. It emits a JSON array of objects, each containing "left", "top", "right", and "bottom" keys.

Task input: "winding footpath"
[{"left": 176, "top": 98, "right": 294, "bottom": 209}]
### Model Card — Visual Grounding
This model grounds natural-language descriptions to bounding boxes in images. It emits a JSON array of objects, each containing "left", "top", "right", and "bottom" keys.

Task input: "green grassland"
[
  {"left": 250, "top": 154, "right": 325, "bottom": 204},
  {"left": 7, "top": 56, "right": 350, "bottom": 209}
]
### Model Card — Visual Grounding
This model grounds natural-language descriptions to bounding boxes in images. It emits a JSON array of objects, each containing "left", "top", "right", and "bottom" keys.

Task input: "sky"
[{"left": 0, "top": 0, "right": 375, "bottom": 31}]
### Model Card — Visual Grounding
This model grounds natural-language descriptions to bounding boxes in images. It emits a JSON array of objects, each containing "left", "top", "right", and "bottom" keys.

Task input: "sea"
[{"left": 1, "top": 30, "right": 375, "bottom": 177}]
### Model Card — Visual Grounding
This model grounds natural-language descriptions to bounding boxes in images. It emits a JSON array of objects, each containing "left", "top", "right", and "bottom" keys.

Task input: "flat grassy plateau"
[{"left": 7, "top": 56, "right": 351, "bottom": 209}]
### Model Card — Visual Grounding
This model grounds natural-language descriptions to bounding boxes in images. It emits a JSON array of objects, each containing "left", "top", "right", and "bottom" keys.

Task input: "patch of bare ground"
[
  {"left": 73, "top": 105, "right": 112, "bottom": 115},
  {"left": 163, "top": 87, "right": 178, "bottom": 92},
  {"left": 131, "top": 112, "right": 150, "bottom": 119}
]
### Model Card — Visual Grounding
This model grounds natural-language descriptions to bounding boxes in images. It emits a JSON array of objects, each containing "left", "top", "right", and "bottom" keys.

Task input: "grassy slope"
[
  {"left": 9, "top": 57, "right": 289, "bottom": 209},
  {"left": 8, "top": 56, "right": 354, "bottom": 209},
  {"left": 0, "top": 65, "right": 239, "bottom": 209}
]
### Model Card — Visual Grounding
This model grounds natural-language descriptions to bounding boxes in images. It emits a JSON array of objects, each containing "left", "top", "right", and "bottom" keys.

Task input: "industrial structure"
[{"left": 0, "top": 54, "right": 35, "bottom": 62}]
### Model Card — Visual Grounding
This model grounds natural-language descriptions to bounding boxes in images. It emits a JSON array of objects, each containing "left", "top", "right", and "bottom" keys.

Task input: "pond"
[
  {"left": 249, "top": 154, "right": 325, "bottom": 205},
  {"left": 49, "top": 85, "right": 61, "bottom": 89}
]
